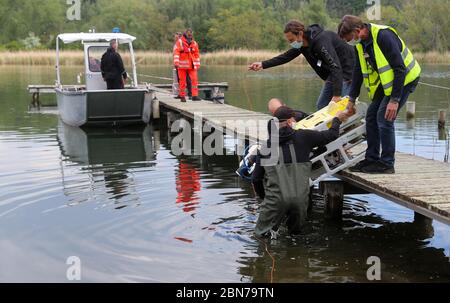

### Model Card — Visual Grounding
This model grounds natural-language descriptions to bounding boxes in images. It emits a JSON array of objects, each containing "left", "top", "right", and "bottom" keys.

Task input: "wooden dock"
[
  {"left": 154, "top": 91, "right": 272, "bottom": 141},
  {"left": 25, "top": 83, "right": 450, "bottom": 227},
  {"left": 153, "top": 91, "right": 450, "bottom": 227},
  {"left": 338, "top": 154, "right": 450, "bottom": 225}
]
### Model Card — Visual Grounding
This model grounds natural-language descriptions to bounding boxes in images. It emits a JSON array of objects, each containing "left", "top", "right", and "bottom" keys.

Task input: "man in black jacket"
[
  {"left": 101, "top": 40, "right": 127, "bottom": 89},
  {"left": 252, "top": 106, "right": 347, "bottom": 236},
  {"left": 249, "top": 21, "right": 355, "bottom": 110}
]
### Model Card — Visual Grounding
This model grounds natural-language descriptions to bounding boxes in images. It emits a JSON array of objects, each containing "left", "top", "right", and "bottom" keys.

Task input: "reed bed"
[{"left": 0, "top": 49, "right": 448, "bottom": 66}]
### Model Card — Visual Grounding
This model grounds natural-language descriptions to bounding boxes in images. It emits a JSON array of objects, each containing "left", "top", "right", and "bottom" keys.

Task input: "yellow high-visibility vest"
[{"left": 356, "top": 24, "right": 421, "bottom": 100}]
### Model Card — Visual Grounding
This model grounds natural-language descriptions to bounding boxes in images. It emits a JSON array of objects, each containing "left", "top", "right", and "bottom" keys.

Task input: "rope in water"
[{"left": 256, "top": 237, "right": 275, "bottom": 283}]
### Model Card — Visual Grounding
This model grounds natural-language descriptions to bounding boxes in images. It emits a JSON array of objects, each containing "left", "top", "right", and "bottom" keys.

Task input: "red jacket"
[{"left": 173, "top": 36, "right": 200, "bottom": 70}]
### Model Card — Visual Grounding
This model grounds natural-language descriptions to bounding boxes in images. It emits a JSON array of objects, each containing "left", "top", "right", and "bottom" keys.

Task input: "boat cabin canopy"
[
  {"left": 57, "top": 33, "right": 136, "bottom": 44},
  {"left": 55, "top": 33, "right": 138, "bottom": 90}
]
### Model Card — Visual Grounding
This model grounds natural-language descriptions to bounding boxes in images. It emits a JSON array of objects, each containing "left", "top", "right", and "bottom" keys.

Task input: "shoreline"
[{"left": 0, "top": 50, "right": 449, "bottom": 66}]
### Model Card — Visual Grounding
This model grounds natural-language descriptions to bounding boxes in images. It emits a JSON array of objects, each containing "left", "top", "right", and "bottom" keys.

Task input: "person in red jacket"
[
  {"left": 172, "top": 32, "right": 192, "bottom": 99},
  {"left": 173, "top": 29, "right": 201, "bottom": 102}
]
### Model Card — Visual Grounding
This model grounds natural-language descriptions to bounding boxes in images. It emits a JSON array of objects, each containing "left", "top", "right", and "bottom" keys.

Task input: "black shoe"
[
  {"left": 192, "top": 96, "right": 201, "bottom": 101},
  {"left": 349, "top": 159, "right": 375, "bottom": 172},
  {"left": 180, "top": 97, "right": 186, "bottom": 103},
  {"left": 361, "top": 161, "right": 395, "bottom": 174},
  {"left": 174, "top": 95, "right": 182, "bottom": 99}
]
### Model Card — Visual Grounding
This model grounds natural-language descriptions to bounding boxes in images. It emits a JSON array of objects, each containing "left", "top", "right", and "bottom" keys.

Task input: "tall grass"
[
  {"left": 414, "top": 51, "right": 450, "bottom": 64},
  {"left": 0, "top": 49, "right": 449, "bottom": 66}
]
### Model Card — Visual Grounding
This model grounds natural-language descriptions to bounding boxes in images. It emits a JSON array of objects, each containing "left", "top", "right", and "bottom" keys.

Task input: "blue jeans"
[
  {"left": 365, "top": 81, "right": 418, "bottom": 167},
  {"left": 316, "top": 80, "right": 352, "bottom": 110}
]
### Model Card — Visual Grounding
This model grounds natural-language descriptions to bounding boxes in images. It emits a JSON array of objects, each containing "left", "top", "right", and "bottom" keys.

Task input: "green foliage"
[
  {"left": 20, "top": 32, "right": 42, "bottom": 49},
  {"left": 206, "top": 8, "right": 284, "bottom": 50},
  {"left": 0, "top": 0, "right": 448, "bottom": 52}
]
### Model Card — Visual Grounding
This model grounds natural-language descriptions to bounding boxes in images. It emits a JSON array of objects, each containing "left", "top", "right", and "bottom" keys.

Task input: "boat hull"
[{"left": 56, "top": 88, "right": 151, "bottom": 127}]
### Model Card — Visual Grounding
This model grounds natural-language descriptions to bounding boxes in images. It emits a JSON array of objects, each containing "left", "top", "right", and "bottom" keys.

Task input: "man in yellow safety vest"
[{"left": 338, "top": 15, "right": 421, "bottom": 174}]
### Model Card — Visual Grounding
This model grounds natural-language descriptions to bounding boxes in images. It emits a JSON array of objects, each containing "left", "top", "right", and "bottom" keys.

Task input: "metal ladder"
[{"left": 309, "top": 102, "right": 367, "bottom": 185}]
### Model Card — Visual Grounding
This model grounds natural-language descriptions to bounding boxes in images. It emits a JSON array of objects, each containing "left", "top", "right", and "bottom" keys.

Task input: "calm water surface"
[{"left": 0, "top": 65, "right": 450, "bottom": 282}]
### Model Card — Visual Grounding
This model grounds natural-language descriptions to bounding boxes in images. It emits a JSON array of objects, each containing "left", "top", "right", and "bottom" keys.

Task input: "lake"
[{"left": 0, "top": 64, "right": 450, "bottom": 282}]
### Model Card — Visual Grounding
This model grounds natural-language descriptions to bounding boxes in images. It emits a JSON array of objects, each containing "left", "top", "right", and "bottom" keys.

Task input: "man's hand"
[
  {"left": 248, "top": 62, "right": 263, "bottom": 71},
  {"left": 385, "top": 100, "right": 399, "bottom": 121},
  {"left": 345, "top": 101, "right": 356, "bottom": 116},
  {"left": 336, "top": 111, "right": 349, "bottom": 123},
  {"left": 331, "top": 96, "right": 341, "bottom": 103}
]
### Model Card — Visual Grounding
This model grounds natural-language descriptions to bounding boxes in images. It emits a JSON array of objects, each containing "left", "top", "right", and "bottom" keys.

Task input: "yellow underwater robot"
[
  {"left": 294, "top": 97, "right": 352, "bottom": 130},
  {"left": 236, "top": 97, "right": 368, "bottom": 185}
]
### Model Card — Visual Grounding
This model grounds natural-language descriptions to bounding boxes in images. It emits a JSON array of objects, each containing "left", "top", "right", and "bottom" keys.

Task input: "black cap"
[{"left": 274, "top": 106, "right": 295, "bottom": 121}]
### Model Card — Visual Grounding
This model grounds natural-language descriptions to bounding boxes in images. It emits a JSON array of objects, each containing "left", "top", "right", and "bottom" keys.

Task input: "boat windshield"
[{"left": 88, "top": 46, "right": 108, "bottom": 73}]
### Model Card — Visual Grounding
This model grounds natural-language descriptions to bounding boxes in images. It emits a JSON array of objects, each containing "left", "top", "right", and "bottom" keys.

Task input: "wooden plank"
[
  {"left": 351, "top": 172, "right": 450, "bottom": 180},
  {"left": 409, "top": 195, "right": 450, "bottom": 203},
  {"left": 369, "top": 178, "right": 450, "bottom": 187}
]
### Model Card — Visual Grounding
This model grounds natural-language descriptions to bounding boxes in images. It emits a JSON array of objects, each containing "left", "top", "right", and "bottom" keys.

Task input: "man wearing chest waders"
[
  {"left": 338, "top": 15, "right": 421, "bottom": 174},
  {"left": 252, "top": 106, "right": 348, "bottom": 238},
  {"left": 249, "top": 20, "right": 355, "bottom": 110}
]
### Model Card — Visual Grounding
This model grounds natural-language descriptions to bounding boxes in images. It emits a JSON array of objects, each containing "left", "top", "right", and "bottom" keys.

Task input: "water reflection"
[
  {"left": 1, "top": 65, "right": 450, "bottom": 282},
  {"left": 239, "top": 197, "right": 450, "bottom": 283},
  {"left": 57, "top": 121, "right": 157, "bottom": 208},
  {"left": 175, "top": 160, "right": 201, "bottom": 215}
]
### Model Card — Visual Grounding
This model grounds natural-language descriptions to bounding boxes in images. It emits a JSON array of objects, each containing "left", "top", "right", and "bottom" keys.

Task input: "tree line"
[{"left": 0, "top": 0, "right": 448, "bottom": 52}]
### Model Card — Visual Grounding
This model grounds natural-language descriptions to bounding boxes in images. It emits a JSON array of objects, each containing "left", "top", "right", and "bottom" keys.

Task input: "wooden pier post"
[
  {"left": 31, "top": 92, "right": 40, "bottom": 109},
  {"left": 321, "top": 181, "right": 344, "bottom": 220},
  {"left": 151, "top": 94, "right": 160, "bottom": 120},
  {"left": 406, "top": 118, "right": 416, "bottom": 130},
  {"left": 406, "top": 101, "right": 416, "bottom": 119},
  {"left": 308, "top": 186, "right": 314, "bottom": 213},
  {"left": 167, "top": 111, "right": 181, "bottom": 130},
  {"left": 439, "top": 127, "right": 447, "bottom": 141},
  {"left": 413, "top": 212, "right": 434, "bottom": 239},
  {"left": 438, "top": 109, "right": 446, "bottom": 129}
]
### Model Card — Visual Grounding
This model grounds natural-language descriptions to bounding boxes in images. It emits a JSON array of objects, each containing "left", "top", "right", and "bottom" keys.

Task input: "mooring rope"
[
  {"left": 419, "top": 81, "right": 450, "bottom": 90},
  {"left": 137, "top": 73, "right": 173, "bottom": 82},
  {"left": 256, "top": 237, "right": 275, "bottom": 283},
  {"left": 137, "top": 73, "right": 450, "bottom": 91},
  {"left": 137, "top": 73, "right": 212, "bottom": 85}
]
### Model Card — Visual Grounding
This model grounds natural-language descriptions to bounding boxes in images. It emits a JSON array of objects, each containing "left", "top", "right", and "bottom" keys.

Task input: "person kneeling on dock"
[
  {"left": 252, "top": 106, "right": 348, "bottom": 237},
  {"left": 268, "top": 98, "right": 309, "bottom": 122}
]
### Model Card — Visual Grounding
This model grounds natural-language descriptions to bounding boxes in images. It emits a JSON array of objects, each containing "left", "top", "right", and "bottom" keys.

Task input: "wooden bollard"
[
  {"left": 152, "top": 97, "right": 160, "bottom": 120},
  {"left": 406, "top": 101, "right": 416, "bottom": 119},
  {"left": 438, "top": 109, "right": 446, "bottom": 129},
  {"left": 413, "top": 212, "right": 434, "bottom": 239},
  {"left": 321, "top": 181, "right": 344, "bottom": 220}
]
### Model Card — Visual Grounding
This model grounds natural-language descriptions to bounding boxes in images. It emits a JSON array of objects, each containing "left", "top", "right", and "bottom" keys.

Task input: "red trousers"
[{"left": 178, "top": 69, "right": 198, "bottom": 97}]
